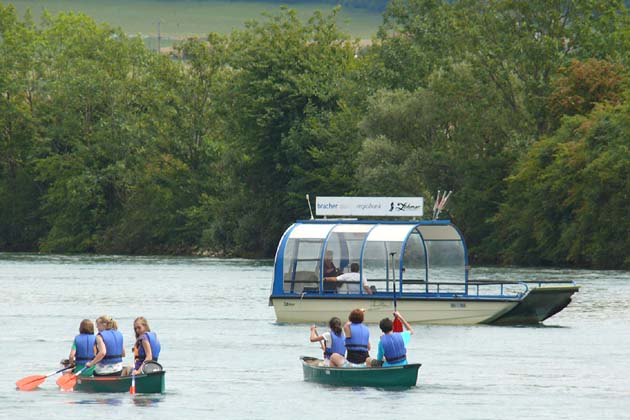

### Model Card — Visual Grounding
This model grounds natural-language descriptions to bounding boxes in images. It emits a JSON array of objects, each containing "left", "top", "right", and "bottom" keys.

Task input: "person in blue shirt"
[{"left": 375, "top": 311, "right": 414, "bottom": 367}]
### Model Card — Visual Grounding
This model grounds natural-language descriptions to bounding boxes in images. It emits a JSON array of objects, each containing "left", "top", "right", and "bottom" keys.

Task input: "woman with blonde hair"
[
  {"left": 131, "top": 317, "right": 161, "bottom": 375},
  {"left": 85, "top": 316, "right": 125, "bottom": 376}
]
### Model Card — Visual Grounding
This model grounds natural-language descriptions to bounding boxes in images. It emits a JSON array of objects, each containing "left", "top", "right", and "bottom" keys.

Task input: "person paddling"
[
  {"left": 85, "top": 315, "right": 125, "bottom": 376},
  {"left": 344, "top": 308, "right": 372, "bottom": 366},
  {"left": 375, "top": 311, "right": 414, "bottom": 367},
  {"left": 67, "top": 319, "right": 97, "bottom": 377},
  {"left": 310, "top": 317, "right": 346, "bottom": 367}
]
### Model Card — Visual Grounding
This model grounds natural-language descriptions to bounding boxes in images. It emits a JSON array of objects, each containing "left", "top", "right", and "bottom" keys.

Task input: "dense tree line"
[{"left": 1, "top": 1, "right": 630, "bottom": 268}]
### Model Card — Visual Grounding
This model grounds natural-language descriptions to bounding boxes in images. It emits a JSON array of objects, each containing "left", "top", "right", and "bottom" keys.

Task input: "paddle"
[
  {"left": 16, "top": 365, "right": 74, "bottom": 391},
  {"left": 390, "top": 252, "right": 403, "bottom": 332},
  {"left": 130, "top": 360, "right": 137, "bottom": 394},
  {"left": 57, "top": 366, "right": 88, "bottom": 391}
]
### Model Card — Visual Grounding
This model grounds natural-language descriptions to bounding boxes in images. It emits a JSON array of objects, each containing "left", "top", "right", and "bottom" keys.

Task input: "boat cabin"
[{"left": 272, "top": 219, "right": 471, "bottom": 298}]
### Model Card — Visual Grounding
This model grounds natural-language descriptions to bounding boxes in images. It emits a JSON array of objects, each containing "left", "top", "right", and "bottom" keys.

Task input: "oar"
[
  {"left": 16, "top": 365, "right": 74, "bottom": 391},
  {"left": 57, "top": 366, "right": 88, "bottom": 391},
  {"left": 391, "top": 251, "right": 403, "bottom": 332},
  {"left": 130, "top": 361, "right": 137, "bottom": 394}
]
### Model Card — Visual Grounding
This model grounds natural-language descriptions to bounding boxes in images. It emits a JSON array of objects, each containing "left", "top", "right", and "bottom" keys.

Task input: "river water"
[{"left": 0, "top": 254, "right": 628, "bottom": 419}]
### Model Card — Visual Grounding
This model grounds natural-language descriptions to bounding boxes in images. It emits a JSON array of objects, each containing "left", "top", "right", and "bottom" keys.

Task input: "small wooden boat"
[
  {"left": 74, "top": 371, "right": 165, "bottom": 394},
  {"left": 301, "top": 356, "right": 420, "bottom": 388}
]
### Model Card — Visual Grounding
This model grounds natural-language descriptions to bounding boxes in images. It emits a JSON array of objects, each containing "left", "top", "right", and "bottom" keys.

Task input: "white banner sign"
[{"left": 315, "top": 197, "right": 423, "bottom": 217}]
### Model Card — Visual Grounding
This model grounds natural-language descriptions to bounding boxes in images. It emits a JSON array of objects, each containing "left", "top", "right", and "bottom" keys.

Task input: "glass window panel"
[
  {"left": 401, "top": 231, "right": 426, "bottom": 293},
  {"left": 282, "top": 238, "right": 322, "bottom": 293},
  {"left": 425, "top": 240, "right": 465, "bottom": 294}
]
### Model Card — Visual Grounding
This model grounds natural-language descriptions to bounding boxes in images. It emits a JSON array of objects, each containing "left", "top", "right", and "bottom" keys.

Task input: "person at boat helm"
[
  {"left": 344, "top": 308, "right": 373, "bottom": 366},
  {"left": 325, "top": 263, "right": 373, "bottom": 294},
  {"left": 85, "top": 315, "right": 125, "bottom": 376},
  {"left": 309, "top": 317, "right": 346, "bottom": 367},
  {"left": 374, "top": 311, "right": 414, "bottom": 367}
]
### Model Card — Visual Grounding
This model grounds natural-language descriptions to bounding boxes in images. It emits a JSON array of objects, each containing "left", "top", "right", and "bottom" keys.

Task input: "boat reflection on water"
[
  {"left": 66, "top": 396, "right": 163, "bottom": 407},
  {"left": 68, "top": 397, "right": 124, "bottom": 406}
]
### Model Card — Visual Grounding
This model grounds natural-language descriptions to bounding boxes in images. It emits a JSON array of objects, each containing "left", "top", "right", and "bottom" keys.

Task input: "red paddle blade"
[
  {"left": 130, "top": 375, "right": 136, "bottom": 394},
  {"left": 56, "top": 373, "right": 78, "bottom": 391},
  {"left": 16, "top": 375, "right": 46, "bottom": 391},
  {"left": 393, "top": 317, "right": 403, "bottom": 332}
]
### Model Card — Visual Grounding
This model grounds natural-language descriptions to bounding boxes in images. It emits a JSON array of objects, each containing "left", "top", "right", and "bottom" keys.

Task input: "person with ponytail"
[
  {"left": 310, "top": 317, "right": 346, "bottom": 367},
  {"left": 85, "top": 315, "right": 125, "bottom": 376}
]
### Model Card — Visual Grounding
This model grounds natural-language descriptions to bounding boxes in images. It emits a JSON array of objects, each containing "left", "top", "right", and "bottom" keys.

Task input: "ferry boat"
[{"left": 269, "top": 196, "right": 579, "bottom": 325}]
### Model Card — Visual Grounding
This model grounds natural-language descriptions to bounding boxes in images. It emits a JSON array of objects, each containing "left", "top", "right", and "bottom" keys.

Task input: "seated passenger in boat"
[
  {"left": 309, "top": 317, "right": 346, "bottom": 367},
  {"left": 319, "top": 250, "right": 342, "bottom": 292},
  {"left": 131, "top": 316, "right": 161, "bottom": 375},
  {"left": 344, "top": 308, "right": 373, "bottom": 366},
  {"left": 329, "top": 263, "right": 372, "bottom": 294},
  {"left": 375, "top": 311, "right": 414, "bottom": 367},
  {"left": 85, "top": 315, "right": 125, "bottom": 376},
  {"left": 66, "top": 319, "right": 96, "bottom": 377}
]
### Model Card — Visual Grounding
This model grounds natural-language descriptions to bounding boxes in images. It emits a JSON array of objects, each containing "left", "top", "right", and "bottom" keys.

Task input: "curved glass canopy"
[{"left": 272, "top": 220, "right": 468, "bottom": 296}]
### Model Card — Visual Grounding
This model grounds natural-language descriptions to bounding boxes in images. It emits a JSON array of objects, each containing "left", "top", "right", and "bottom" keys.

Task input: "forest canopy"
[{"left": 1, "top": 1, "right": 630, "bottom": 268}]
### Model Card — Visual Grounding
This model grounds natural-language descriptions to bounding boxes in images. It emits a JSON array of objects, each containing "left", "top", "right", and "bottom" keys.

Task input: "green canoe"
[
  {"left": 301, "top": 357, "right": 420, "bottom": 388},
  {"left": 74, "top": 371, "right": 165, "bottom": 394}
]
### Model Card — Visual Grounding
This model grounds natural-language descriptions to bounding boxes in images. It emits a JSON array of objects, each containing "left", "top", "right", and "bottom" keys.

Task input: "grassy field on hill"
[{"left": 7, "top": 0, "right": 383, "bottom": 41}]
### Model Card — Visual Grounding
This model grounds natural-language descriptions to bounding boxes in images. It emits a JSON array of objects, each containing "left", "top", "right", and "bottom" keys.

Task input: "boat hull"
[
  {"left": 491, "top": 285, "right": 580, "bottom": 324},
  {"left": 272, "top": 296, "right": 517, "bottom": 325},
  {"left": 74, "top": 371, "right": 165, "bottom": 394},
  {"left": 301, "top": 357, "right": 420, "bottom": 387}
]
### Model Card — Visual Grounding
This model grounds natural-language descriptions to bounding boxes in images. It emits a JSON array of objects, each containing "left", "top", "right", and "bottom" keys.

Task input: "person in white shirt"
[{"left": 325, "top": 263, "right": 372, "bottom": 294}]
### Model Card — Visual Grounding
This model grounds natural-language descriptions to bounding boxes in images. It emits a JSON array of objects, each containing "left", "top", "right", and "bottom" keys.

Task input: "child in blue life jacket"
[
  {"left": 375, "top": 311, "right": 414, "bottom": 367},
  {"left": 310, "top": 317, "right": 346, "bottom": 367},
  {"left": 67, "top": 319, "right": 97, "bottom": 376}
]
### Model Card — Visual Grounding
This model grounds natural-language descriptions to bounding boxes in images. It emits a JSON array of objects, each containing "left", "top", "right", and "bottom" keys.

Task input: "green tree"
[{"left": 216, "top": 8, "right": 359, "bottom": 255}]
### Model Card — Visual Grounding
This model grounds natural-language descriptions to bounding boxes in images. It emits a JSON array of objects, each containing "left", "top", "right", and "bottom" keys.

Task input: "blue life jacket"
[
  {"left": 324, "top": 330, "right": 345, "bottom": 358},
  {"left": 381, "top": 333, "right": 407, "bottom": 363},
  {"left": 345, "top": 323, "right": 369, "bottom": 352},
  {"left": 137, "top": 331, "right": 161, "bottom": 362},
  {"left": 74, "top": 333, "right": 96, "bottom": 363},
  {"left": 98, "top": 329, "right": 123, "bottom": 363}
]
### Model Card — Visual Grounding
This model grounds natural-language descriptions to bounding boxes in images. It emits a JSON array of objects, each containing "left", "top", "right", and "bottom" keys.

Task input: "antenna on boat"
[{"left": 306, "top": 194, "right": 315, "bottom": 220}]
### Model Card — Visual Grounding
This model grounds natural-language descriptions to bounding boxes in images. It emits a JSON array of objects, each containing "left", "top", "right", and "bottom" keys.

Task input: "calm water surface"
[{"left": 1, "top": 254, "right": 629, "bottom": 419}]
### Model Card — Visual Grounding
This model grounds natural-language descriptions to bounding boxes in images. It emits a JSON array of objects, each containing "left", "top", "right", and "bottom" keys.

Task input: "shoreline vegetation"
[{"left": 2, "top": 1, "right": 630, "bottom": 269}]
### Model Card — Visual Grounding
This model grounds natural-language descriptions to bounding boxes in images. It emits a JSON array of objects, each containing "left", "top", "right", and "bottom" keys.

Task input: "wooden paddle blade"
[
  {"left": 56, "top": 373, "right": 78, "bottom": 391},
  {"left": 393, "top": 317, "right": 403, "bottom": 332},
  {"left": 16, "top": 375, "right": 46, "bottom": 391}
]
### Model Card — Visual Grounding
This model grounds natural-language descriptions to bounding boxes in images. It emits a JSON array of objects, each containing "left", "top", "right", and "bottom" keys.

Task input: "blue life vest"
[
  {"left": 381, "top": 333, "right": 407, "bottom": 363},
  {"left": 74, "top": 333, "right": 96, "bottom": 363},
  {"left": 345, "top": 323, "right": 369, "bottom": 352},
  {"left": 137, "top": 331, "right": 161, "bottom": 362},
  {"left": 98, "top": 329, "right": 123, "bottom": 363},
  {"left": 324, "top": 331, "right": 346, "bottom": 358}
]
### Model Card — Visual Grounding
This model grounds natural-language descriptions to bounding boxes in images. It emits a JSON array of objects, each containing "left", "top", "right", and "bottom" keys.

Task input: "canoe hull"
[
  {"left": 74, "top": 371, "right": 165, "bottom": 394},
  {"left": 301, "top": 357, "right": 420, "bottom": 388},
  {"left": 272, "top": 296, "right": 517, "bottom": 325}
]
